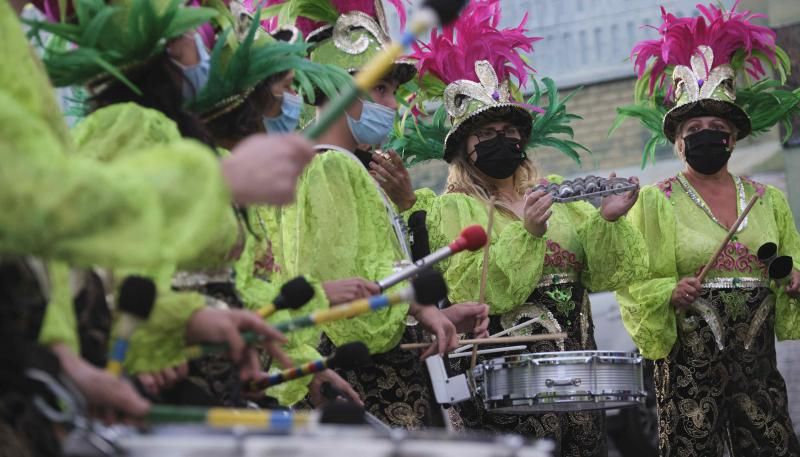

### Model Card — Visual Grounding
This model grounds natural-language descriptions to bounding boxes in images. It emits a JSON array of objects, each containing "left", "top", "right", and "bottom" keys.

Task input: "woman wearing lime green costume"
[
  {"left": 183, "top": 6, "right": 367, "bottom": 406},
  {"left": 375, "top": 1, "right": 646, "bottom": 452},
  {"left": 1, "top": 2, "right": 303, "bottom": 451},
  {"left": 21, "top": 0, "right": 315, "bottom": 403},
  {"left": 260, "top": 0, "right": 489, "bottom": 429},
  {"left": 612, "top": 4, "right": 800, "bottom": 455}
]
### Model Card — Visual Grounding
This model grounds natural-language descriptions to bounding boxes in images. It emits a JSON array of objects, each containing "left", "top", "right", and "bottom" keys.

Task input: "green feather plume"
[
  {"left": 25, "top": 0, "right": 218, "bottom": 94},
  {"left": 186, "top": 7, "right": 351, "bottom": 115},
  {"left": 525, "top": 77, "right": 589, "bottom": 165},
  {"left": 608, "top": 93, "right": 669, "bottom": 169},
  {"left": 610, "top": 76, "right": 800, "bottom": 169},
  {"left": 736, "top": 79, "right": 800, "bottom": 141},
  {"left": 386, "top": 105, "right": 449, "bottom": 167},
  {"left": 388, "top": 76, "right": 589, "bottom": 167}
]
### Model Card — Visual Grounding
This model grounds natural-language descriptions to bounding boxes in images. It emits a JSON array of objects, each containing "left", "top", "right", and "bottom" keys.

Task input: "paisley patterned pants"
[
  {"left": 655, "top": 287, "right": 800, "bottom": 457},
  {"left": 319, "top": 326, "right": 439, "bottom": 430},
  {"left": 451, "top": 284, "right": 607, "bottom": 457}
]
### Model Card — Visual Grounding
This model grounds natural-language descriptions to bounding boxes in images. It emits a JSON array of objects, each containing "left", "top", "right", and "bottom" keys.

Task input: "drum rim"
[
  {"left": 482, "top": 393, "right": 646, "bottom": 413},
  {"left": 479, "top": 350, "right": 642, "bottom": 369}
]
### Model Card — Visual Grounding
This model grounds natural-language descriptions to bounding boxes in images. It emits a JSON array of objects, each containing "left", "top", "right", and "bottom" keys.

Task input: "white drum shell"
[
  {"left": 116, "top": 426, "right": 555, "bottom": 457},
  {"left": 472, "top": 351, "right": 646, "bottom": 414}
]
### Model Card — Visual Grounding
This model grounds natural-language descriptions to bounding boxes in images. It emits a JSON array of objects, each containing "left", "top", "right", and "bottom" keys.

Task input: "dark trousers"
[{"left": 655, "top": 287, "right": 800, "bottom": 457}]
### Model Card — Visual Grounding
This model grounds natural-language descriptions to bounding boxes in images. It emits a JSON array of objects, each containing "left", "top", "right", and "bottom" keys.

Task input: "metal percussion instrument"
[
  {"left": 472, "top": 351, "right": 646, "bottom": 414},
  {"left": 533, "top": 176, "right": 638, "bottom": 203}
]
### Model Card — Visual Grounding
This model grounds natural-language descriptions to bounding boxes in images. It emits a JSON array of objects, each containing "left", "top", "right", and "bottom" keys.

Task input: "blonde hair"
[{"left": 445, "top": 145, "right": 538, "bottom": 219}]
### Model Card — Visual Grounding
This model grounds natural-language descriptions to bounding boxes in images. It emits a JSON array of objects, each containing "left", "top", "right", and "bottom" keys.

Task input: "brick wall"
[{"left": 530, "top": 78, "right": 651, "bottom": 176}]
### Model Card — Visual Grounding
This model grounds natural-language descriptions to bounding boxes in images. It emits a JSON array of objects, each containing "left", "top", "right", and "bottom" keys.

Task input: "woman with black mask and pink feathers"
[
  {"left": 373, "top": 1, "right": 646, "bottom": 454},
  {"left": 612, "top": 2, "right": 800, "bottom": 456}
]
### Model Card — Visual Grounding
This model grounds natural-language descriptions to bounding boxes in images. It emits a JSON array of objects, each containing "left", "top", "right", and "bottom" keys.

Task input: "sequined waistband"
[
  {"left": 537, "top": 272, "right": 579, "bottom": 288},
  {"left": 701, "top": 277, "right": 769, "bottom": 289},
  {"left": 172, "top": 269, "right": 234, "bottom": 289}
]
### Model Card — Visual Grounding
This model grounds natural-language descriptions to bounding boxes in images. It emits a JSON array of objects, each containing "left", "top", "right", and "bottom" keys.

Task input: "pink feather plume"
[
  {"left": 409, "top": 0, "right": 540, "bottom": 88},
  {"left": 632, "top": 1, "right": 778, "bottom": 95}
]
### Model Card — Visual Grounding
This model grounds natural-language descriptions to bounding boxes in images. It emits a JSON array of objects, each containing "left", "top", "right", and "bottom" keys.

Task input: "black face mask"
[
  {"left": 472, "top": 135, "right": 526, "bottom": 179},
  {"left": 683, "top": 129, "right": 732, "bottom": 175}
]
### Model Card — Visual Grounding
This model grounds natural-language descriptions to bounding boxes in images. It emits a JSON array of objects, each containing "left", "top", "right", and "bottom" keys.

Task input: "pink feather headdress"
[
  {"left": 409, "top": 0, "right": 540, "bottom": 89},
  {"left": 632, "top": 0, "right": 779, "bottom": 95}
]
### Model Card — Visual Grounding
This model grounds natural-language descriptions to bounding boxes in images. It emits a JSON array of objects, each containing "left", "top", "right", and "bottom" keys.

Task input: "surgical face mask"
[
  {"left": 174, "top": 34, "right": 211, "bottom": 101},
  {"left": 683, "top": 129, "right": 732, "bottom": 175},
  {"left": 262, "top": 92, "right": 302, "bottom": 133},
  {"left": 472, "top": 135, "right": 526, "bottom": 179},
  {"left": 346, "top": 100, "right": 396, "bottom": 146}
]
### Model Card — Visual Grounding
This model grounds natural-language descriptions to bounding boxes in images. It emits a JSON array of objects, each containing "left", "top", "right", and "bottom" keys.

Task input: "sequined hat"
[
  {"left": 407, "top": 0, "right": 540, "bottom": 162},
  {"left": 662, "top": 45, "right": 751, "bottom": 142},
  {"left": 385, "top": 0, "right": 587, "bottom": 166},
  {"left": 613, "top": 1, "right": 799, "bottom": 166},
  {"left": 264, "top": 0, "right": 416, "bottom": 84}
]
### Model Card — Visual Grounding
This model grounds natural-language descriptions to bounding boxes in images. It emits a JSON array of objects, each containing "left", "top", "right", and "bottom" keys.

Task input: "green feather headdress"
[
  {"left": 185, "top": 7, "right": 351, "bottom": 120},
  {"left": 25, "top": 0, "right": 219, "bottom": 95},
  {"left": 388, "top": 77, "right": 589, "bottom": 167},
  {"left": 609, "top": 73, "right": 800, "bottom": 169},
  {"left": 610, "top": 2, "right": 800, "bottom": 168}
]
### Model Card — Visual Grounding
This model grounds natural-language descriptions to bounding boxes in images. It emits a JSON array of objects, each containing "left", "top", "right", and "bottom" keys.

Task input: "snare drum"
[
  {"left": 116, "top": 426, "right": 555, "bottom": 457},
  {"left": 472, "top": 351, "right": 645, "bottom": 414}
]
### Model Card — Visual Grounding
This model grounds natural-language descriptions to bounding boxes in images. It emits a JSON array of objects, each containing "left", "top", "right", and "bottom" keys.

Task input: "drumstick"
[
  {"left": 448, "top": 345, "right": 528, "bottom": 359},
  {"left": 471, "top": 197, "right": 496, "bottom": 370},
  {"left": 696, "top": 194, "right": 760, "bottom": 283},
  {"left": 400, "top": 333, "right": 567, "bottom": 350},
  {"left": 147, "top": 405, "right": 313, "bottom": 429},
  {"left": 453, "top": 317, "right": 539, "bottom": 353}
]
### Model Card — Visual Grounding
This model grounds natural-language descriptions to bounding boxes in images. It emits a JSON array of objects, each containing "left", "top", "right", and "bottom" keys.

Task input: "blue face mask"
[
  {"left": 176, "top": 34, "right": 211, "bottom": 101},
  {"left": 346, "top": 99, "right": 396, "bottom": 146},
  {"left": 262, "top": 92, "right": 302, "bottom": 133}
]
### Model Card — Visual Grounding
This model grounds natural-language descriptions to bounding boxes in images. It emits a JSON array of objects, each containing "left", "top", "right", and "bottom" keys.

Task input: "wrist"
[
  {"left": 408, "top": 301, "right": 428, "bottom": 319},
  {"left": 183, "top": 307, "right": 210, "bottom": 345},
  {"left": 399, "top": 194, "right": 417, "bottom": 213},
  {"left": 525, "top": 222, "right": 547, "bottom": 238},
  {"left": 599, "top": 207, "right": 621, "bottom": 222}
]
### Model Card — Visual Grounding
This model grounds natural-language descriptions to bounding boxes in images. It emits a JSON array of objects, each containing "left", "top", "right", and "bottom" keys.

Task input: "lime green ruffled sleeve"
[
  {"left": 0, "top": 9, "right": 237, "bottom": 269},
  {"left": 71, "top": 103, "right": 183, "bottom": 162},
  {"left": 401, "top": 187, "right": 438, "bottom": 218},
  {"left": 429, "top": 193, "right": 546, "bottom": 315},
  {"left": 768, "top": 186, "right": 800, "bottom": 340},
  {"left": 233, "top": 205, "right": 332, "bottom": 404},
  {"left": 71, "top": 104, "right": 240, "bottom": 270},
  {"left": 121, "top": 268, "right": 206, "bottom": 374},
  {"left": 615, "top": 185, "right": 678, "bottom": 360},
  {"left": 279, "top": 151, "right": 407, "bottom": 354},
  {"left": 37, "top": 261, "right": 80, "bottom": 353},
  {"left": 569, "top": 204, "right": 649, "bottom": 292},
  {"left": 263, "top": 330, "right": 322, "bottom": 406}
]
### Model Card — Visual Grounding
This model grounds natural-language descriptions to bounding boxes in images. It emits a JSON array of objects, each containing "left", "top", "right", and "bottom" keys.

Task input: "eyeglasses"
[{"left": 472, "top": 126, "right": 522, "bottom": 142}]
